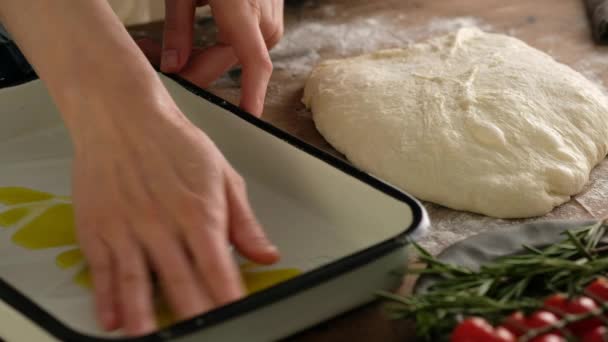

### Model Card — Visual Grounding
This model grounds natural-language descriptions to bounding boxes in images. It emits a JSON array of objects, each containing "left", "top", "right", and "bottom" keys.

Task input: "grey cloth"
[
  {"left": 414, "top": 219, "right": 600, "bottom": 294},
  {"left": 585, "top": 0, "right": 608, "bottom": 44}
]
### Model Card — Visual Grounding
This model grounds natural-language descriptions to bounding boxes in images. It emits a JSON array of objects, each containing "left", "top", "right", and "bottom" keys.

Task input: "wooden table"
[{"left": 129, "top": 0, "right": 608, "bottom": 340}]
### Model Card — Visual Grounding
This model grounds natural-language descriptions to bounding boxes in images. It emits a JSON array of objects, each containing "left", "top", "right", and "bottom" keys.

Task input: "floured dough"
[{"left": 302, "top": 28, "right": 608, "bottom": 218}]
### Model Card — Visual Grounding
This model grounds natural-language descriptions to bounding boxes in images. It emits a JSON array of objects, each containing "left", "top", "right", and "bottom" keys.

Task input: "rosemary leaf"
[{"left": 381, "top": 221, "right": 608, "bottom": 341}]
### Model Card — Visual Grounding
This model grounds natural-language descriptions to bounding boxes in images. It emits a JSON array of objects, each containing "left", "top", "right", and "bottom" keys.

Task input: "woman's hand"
[
  {"left": 139, "top": 0, "right": 284, "bottom": 117},
  {"left": 72, "top": 104, "right": 279, "bottom": 334},
  {"left": 0, "top": 0, "right": 279, "bottom": 336}
]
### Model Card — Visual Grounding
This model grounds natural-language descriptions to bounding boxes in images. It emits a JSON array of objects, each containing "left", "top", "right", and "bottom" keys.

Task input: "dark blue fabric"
[
  {"left": 0, "top": 24, "right": 36, "bottom": 87},
  {"left": 0, "top": 23, "right": 10, "bottom": 42}
]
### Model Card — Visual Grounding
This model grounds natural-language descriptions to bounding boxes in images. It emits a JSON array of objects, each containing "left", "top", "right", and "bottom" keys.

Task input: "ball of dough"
[{"left": 302, "top": 28, "right": 608, "bottom": 218}]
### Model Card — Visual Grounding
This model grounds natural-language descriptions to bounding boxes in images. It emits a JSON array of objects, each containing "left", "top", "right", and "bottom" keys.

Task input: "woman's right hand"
[
  {"left": 70, "top": 98, "right": 279, "bottom": 335},
  {"left": 0, "top": 0, "right": 280, "bottom": 335}
]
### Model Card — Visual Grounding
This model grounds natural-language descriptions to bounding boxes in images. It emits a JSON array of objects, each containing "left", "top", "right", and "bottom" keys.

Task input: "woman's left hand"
[{"left": 138, "top": 0, "right": 284, "bottom": 117}]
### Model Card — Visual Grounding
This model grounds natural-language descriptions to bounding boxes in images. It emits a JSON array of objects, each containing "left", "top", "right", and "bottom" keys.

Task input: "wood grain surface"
[{"left": 129, "top": 1, "right": 608, "bottom": 340}]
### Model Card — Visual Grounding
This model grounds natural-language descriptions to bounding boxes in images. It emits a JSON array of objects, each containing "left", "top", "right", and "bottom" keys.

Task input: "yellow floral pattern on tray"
[{"left": 0, "top": 186, "right": 300, "bottom": 328}]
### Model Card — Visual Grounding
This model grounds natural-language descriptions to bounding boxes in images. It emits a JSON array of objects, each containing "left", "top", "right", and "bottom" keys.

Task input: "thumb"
[
  {"left": 161, "top": 0, "right": 196, "bottom": 73},
  {"left": 225, "top": 171, "right": 279, "bottom": 265}
]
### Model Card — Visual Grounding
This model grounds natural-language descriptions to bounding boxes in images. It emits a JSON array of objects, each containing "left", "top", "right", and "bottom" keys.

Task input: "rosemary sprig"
[{"left": 381, "top": 220, "right": 608, "bottom": 341}]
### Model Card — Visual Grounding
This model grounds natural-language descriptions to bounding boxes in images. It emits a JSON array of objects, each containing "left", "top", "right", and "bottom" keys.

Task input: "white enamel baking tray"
[{"left": 0, "top": 74, "right": 428, "bottom": 342}]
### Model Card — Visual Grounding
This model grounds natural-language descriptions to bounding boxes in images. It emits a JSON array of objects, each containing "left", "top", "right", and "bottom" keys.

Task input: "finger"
[
  {"left": 162, "top": 0, "right": 196, "bottom": 73},
  {"left": 264, "top": 27, "right": 284, "bottom": 50},
  {"left": 179, "top": 191, "right": 244, "bottom": 305},
  {"left": 140, "top": 226, "right": 212, "bottom": 320},
  {"left": 262, "top": 0, "right": 284, "bottom": 49},
  {"left": 104, "top": 229, "right": 155, "bottom": 336},
  {"left": 211, "top": 2, "right": 273, "bottom": 116},
  {"left": 186, "top": 225, "right": 245, "bottom": 305},
  {"left": 226, "top": 171, "right": 279, "bottom": 265},
  {"left": 136, "top": 38, "right": 237, "bottom": 88},
  {"left": 136, "top": 38, "right": 162, "bottom": 67},
  {"left": 80, "top": 236, "right": 120, "bottom": 331},
  {"left": 234, "top": 28, "right": 272, "bottom": 117},
  {"left": 179, "top": 44, "right": 238, "bottom": 88}
]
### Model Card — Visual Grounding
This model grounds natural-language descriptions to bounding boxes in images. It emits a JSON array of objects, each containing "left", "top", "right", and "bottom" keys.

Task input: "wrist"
[
  {"left": 57, "top": 72, "right": 190, "bottom": 155},
  {"left": 50, "top": 38, "right": 172, "bottom": 120}
]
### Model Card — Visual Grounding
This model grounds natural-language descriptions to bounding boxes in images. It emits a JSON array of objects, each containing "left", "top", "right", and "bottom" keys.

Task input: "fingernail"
[
  {"left": 265, "top": 244, "right": 279, "bottom": 255},
  {"left": 161, "top": 49, "right": 179, "bottom": 72}
]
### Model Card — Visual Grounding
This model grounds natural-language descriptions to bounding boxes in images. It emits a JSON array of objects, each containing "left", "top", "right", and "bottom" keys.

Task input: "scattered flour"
[
  {"left": 418, "top": 159, "right": 608, "bottom": 255},
  {"left": 426, "top": 16, "right": 485, "bottom": 33},
  {"left": 271, "top": 15, "right": 490, "bottom": 74},
  {"left": 574, "top": 52, "right": 608, "bottom": 91}
]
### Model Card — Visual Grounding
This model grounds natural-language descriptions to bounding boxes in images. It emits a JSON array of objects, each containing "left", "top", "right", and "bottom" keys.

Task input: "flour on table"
[
  {"left": 303, "top": 28, "right": 608, "bottom": 219},
  {"left": 270, "top": 15, "right": 489, "bottom": 75},
  {"left": 574, "top": 52, "right": 608, "bottom": 90}
]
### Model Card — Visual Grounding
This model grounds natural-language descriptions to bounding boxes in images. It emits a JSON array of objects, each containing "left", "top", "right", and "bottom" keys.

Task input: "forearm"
[{"left": 0, "top": 1, "right": 181, "bottom": 138}]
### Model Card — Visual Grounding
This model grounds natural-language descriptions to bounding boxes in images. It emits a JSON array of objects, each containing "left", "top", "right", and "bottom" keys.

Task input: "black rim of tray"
[{"left": 0, "top": 74, "right": 426, "bottom": 342}]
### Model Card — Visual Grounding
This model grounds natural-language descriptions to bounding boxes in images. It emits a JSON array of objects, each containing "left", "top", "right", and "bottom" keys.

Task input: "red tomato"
[
  {"left": 566, "top": 296, "right": 602, "bottom": 335},
  {"left": 543, "top": 294, "right": 569, "bottom": 316},
  {"left": 530, "top": 333, "right": 566, "bottom": 342},
  {"left": 583, "top": 326, "right": 608, "bottom": 342},
  {"left": 451, "top": 318, "right": 515, "bottom": 342},
  {"left": 543, "top": 294, "right": 602, "bottom": 335},
  {"left": 526, "top": 310, "right": 562, "bottom": 335},
  {"left": 492, "top": 327, "right": 516, "bottom": 342},
  {"left": 451, "top": 318, "right": 495, "bottom": 342},
  {"left": 586, "top": 277, "right": 608, "bottom": 303},
  {"left": 501, "top": 311, "right": 526, "bottom": 337}
]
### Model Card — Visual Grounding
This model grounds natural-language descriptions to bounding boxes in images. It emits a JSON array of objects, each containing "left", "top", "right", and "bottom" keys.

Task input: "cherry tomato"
[
  {"left": 526, "top": 310, "right": 562, "bottom": 335},
  {"left": 451, "top": 317, "right": 515, "bottom": 342},
  {"left": 530, "top": 333, "right": 566, "bottom": 342},
  {"left": 451, "top": 318, "right": 495, "bottom": 342},
  {"left": 544, "top": 294, "right": 602, "bottom": 335},
  {"left": 492, "top": 327, "right": 516, "bottom": 342},
  {"left": 543, "top": 294, "right": 569, "bottom": 316},
  {"left": 501, "top": 311, "right": 526, "bottom": 337},
  {"left": 566, "top": 296, "right": 602, "bottom": 335},
  {"left": 586, "top": 277, "right": 608, "bottom": 303},
  {"left": 526, "top": 310, "right": 560, "bottom": 328},
  {"left": 583, "top": 326, "right": 608, "bottom": 342}
]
